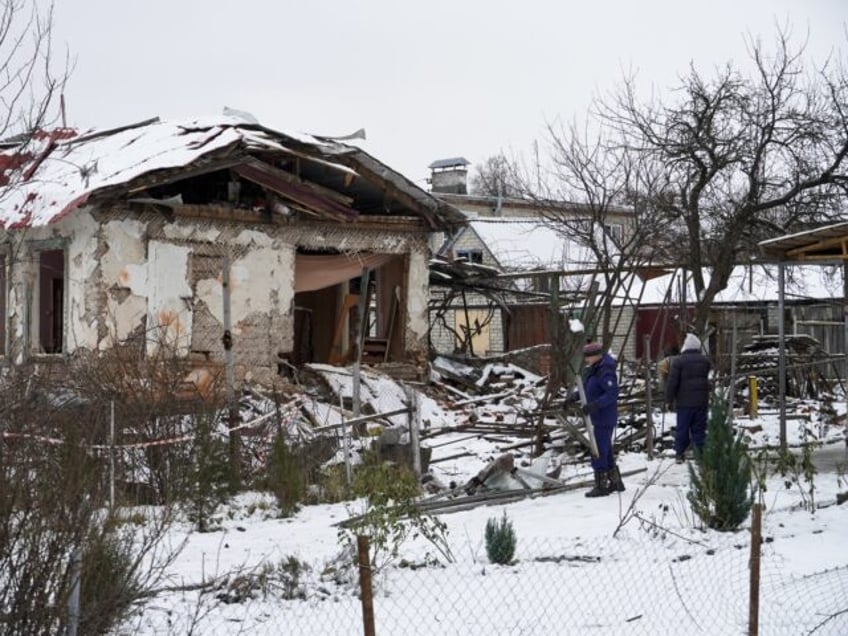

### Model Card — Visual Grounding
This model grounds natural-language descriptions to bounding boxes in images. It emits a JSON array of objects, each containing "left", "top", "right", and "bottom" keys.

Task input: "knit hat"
[
  {"left": 681, "top": 333, "right": 701, "bottom": 352},
  {"left": 582, "top": 341, "right": 603, "bottom": 356}
]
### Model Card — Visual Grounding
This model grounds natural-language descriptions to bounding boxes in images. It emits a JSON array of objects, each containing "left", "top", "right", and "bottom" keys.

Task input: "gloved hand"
[
  {"left": 581, "top": 402, "right": 599, "bottom": 415},
  {"left": 563, "top": 394, "right": 580, "bottom": 408}
]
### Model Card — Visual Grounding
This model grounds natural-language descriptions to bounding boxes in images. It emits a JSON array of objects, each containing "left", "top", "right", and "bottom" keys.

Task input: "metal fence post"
[
  {"left": 222, "top": 251, "right": 241, "bottom": 489},
  {"left": 644, "top": 334, "right": 654, "bottom": 459},
  {"left": 109, "top": 400, "right": 116, "bottom": 510},
  {"left": 66, "top": 545, "right": 81, "bottom": 636},
  {"left": 406, "top": 384, "right": 421, "bottom": 477},
  {"left": 341, "top": 395, "right": 352, "bottom": 487},
  {"left": 357, "top": 535, "right": 376, "bottom": 636},
  {"left": 749, "top": 502, "right": 762, "bottom": 636}
]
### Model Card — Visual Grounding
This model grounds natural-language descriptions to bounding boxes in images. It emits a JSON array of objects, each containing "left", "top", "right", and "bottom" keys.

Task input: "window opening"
[
  {"left": 605, "top": 223, "right": 623, "bottom": 244},
  {"left": 456, "top": 249, "right": 483, "bottom": 264},
  {"left": 39, "top": 249, "right": 65, "bottom": 354}
]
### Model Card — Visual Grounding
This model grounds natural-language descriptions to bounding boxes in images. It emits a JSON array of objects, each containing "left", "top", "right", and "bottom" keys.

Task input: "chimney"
[{"left": 428, "top": 157, "right": 469, "bottom": 194}]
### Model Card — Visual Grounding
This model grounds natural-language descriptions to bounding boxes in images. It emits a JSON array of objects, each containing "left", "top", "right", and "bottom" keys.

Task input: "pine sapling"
[
  {"left": 687, "top": 394, "right": 754, "bottom": 531},
  {"left": 484, "top": 512, "right": 517, "bottom": 565}
]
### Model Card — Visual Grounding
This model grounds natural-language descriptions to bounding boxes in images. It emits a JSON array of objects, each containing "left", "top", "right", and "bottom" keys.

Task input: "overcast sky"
[{"left": 53, "top": 1, "right": 846, "bottom": 190}]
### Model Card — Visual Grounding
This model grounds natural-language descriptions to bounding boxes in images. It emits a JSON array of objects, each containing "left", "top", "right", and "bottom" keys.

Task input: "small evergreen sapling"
[
  {"left": 687, "top": 394, "right": 754, "bottom": 531},
  {"left": 484, "top": 512, "right": 517, "bottom": 565},
  {"left": 266, "top": 433, "right": 306, "bottom": 518}
]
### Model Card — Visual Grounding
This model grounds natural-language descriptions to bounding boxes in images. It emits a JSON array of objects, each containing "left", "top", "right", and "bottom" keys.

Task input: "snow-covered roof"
[
  {"left": 463, "top": 218, "right": 600, "bottom": 271},
  {"left": 0, "top": 115, "right": 351, "bottom": 228},
  {"left": 454, "top": 218, "right": 838, "bottom": 305},
  {"left": 617, "top": 264, "right": 841, "bottom": 306},
  {"left": 0, "top": 114, "right": 463, "bottom": 229},
  {"left": 428, "top": 157, "right": 469, "bottom": 170}
]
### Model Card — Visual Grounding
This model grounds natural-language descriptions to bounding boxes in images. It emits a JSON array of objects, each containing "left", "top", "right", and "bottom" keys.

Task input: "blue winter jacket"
[{"left": 583, "top": 353, "right": 619, "bottom": 429}]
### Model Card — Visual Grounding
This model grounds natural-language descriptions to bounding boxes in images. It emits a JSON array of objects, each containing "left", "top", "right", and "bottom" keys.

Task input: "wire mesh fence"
[
  {"left": 123, "top": 509, "right": 848, "bottom": 636},
  {"left": 362, "top": 532, "right": 848, "bottom": 636}
]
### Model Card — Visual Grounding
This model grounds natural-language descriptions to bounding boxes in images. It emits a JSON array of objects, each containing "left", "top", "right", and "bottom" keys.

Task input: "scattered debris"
[{"left": 223, "top": 348, "right": 844, "bottom": 516}]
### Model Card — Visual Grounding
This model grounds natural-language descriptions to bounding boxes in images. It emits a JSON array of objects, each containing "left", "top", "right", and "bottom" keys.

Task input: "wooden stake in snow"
[{"left": 357, "top": 535, "right": 376, "bottom": 636}]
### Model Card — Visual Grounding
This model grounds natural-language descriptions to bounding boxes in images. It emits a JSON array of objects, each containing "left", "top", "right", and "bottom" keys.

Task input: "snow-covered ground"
[{"left": 116, "top": 369, "right": 848, "bottom": 636}]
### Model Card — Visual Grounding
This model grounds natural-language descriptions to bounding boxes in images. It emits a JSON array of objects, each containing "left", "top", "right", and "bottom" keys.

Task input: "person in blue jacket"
[
  {"left": 665, "top": 332, "right": 712, "bottom": 463},
  {"left": 579, "top": 341, "right": 625, "bottom": 497}
]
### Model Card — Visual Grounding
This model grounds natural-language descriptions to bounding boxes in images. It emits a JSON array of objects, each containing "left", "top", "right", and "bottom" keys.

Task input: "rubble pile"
[
  {"left": 233, "top": 349, "right": 845, "bottom": 515},
  {"left": 733, "top": 334, "right": 840, "bottom": 402}
]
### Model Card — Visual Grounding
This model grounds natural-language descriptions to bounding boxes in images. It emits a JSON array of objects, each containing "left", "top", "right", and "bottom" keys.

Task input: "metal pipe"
[
  {"left": 353, "top": 268, "right": 371, "bottom": 419},
  {"left": 643, "top": 334, "right": 653, "bottom": 459},
  {"left": 222, "top": 252, "right": 240, "bottom": 488},
  {"left": 406, "top": 385, "right": 422, "bottom": 477},
  {"left": 109, "top": 400, "right": 115, "bottom": 510},
  {"left": 778, "top": 262, "right": 787, "bottom": 451}
]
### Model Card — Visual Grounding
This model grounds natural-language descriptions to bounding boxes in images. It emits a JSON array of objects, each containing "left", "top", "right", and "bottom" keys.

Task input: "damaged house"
[
  {"left": 0, "top": 115, "right": 463, "bottom": 384},
  {"left": 427, "top": 158, "right": 635, "bottom": 363}
]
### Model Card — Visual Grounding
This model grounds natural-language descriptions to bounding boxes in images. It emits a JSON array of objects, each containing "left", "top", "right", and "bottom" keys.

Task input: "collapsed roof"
[{"left": 0, "top": 114, "right": 465, "bottom": 230}]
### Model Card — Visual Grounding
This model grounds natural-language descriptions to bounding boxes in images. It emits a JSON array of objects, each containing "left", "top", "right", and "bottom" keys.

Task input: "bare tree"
[
  {"left": 529, "top": 29, "right": 848, "bottom": 340},
  {"left": 0, "top": 1, "right": 68, "bottom": 139},
  {"left": 587, "top": 29, "right": 848, "bottom": 333},
  {"left": 469, "top": 154, "right": 523, "bottom": 198},
  {"left": 531, "top": 118, "right": 677, "bottom": 346}
]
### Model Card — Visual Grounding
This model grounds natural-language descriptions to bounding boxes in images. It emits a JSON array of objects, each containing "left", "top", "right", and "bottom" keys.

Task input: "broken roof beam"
[
  {"left": 333, "top": 151, "right": 443, "bottom": 229},
  {"left": 233, "top": 158, "right": 360, "bottom": 222},
  {"left": 247, "top": 155, "right": 355, "bottom": 207},
  {"left": 121, "top": 156, "right": 246, "bottom": 196}
]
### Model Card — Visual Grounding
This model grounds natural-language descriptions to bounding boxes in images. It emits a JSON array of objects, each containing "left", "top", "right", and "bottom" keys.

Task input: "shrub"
[
  {"left": 79, "top": 532, "right": 143, "bottom": 635},
  {"left": 277, "top": 555, "right": 311, "bottom": 600},
  {"left": 315, "top": 464, "right": 351, "bottom": 504},
  {"left": 687, "top": 394, "right": 754, "bottom": 531},
  {"left": 485, "top": 512, "right": 517, "bottom": 565},
  {"left": 184, "top": 412, "right": 232, "bottom": 532},
  {"left": 0, "top": 360, "right": 180, "bottom": 636},
  {"left": 266, "top": 434, "right": 306, "bottom": 517},
  {"left": 772, "top": 442, "right": 818, "bottom": 511},
  {"left": 339, "top": 461, "right": 453, "bottom": 574}
]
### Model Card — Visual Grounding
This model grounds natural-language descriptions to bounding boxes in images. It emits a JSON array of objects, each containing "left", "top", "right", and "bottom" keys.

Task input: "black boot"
[
  {"left": 609, "top": 465, "right": 625, "bottom": 492},
  {"left": 585, "top": 470, "right": 611, "bottom": 498}
]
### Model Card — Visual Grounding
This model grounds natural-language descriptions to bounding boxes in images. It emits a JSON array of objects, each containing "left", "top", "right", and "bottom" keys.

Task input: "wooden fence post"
[
  {"left": 357, "top": 535, "right": 376, "bottom": 636},
  {"left": 749, "top": 502, "right": 762, "bottom": 636}
]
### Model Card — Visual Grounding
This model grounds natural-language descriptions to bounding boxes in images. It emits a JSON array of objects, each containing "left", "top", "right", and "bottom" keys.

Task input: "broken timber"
[{"left": 335, "top": 466, "right": 647, "bottom": 527}]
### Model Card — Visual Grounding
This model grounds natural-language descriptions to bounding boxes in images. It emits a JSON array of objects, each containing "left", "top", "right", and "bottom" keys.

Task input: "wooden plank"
[{"left": 233, "top": 159, "right": 359, "bottom": 222}]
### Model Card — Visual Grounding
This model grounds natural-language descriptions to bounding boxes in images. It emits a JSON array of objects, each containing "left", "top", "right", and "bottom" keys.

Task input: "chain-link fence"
[{"left": 121, "top": 502, "right": 848, "bottom": 636}]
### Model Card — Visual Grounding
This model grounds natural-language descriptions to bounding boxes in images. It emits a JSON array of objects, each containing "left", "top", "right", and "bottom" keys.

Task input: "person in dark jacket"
[
  {"left": 578, "top": 341, "right": 624, "bottom": 497},
  {"left": 665, "top": 333, "right": 711, "bottom": 463}
]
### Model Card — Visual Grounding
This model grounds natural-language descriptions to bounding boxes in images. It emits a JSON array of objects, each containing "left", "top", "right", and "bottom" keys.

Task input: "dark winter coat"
[
  {"left": 583, "top": 353, "right": 619, "bottom": 430},
  {"left": 665, "top": 350, "right": 711, "bottom": 408}
]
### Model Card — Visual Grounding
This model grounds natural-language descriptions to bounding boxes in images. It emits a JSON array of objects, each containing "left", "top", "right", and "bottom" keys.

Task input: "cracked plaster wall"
[{"left": 2, "top": 209, "right": 431, "bottom": 376}]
